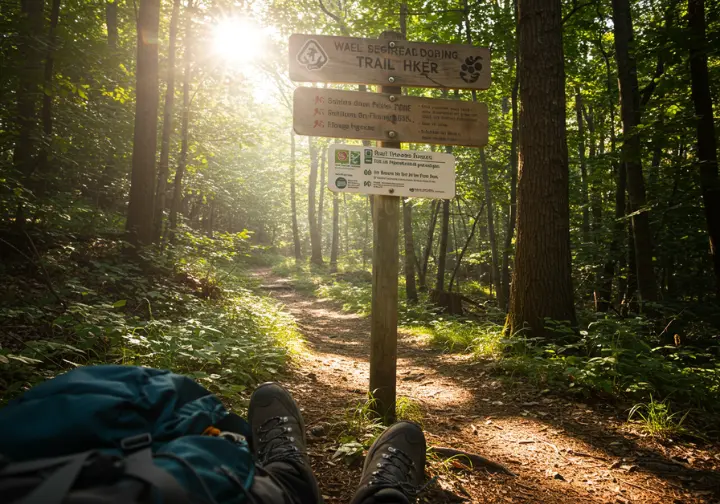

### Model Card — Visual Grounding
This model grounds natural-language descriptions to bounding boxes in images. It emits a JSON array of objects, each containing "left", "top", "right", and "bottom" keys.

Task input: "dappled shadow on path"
[{"left": 253, "top": 269, "right": 720, "bottom": 504}]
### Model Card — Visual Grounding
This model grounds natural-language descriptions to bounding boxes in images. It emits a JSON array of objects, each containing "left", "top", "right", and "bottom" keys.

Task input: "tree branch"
[{"left": 318, "top": 0, "right": 348, "bottom": 35}]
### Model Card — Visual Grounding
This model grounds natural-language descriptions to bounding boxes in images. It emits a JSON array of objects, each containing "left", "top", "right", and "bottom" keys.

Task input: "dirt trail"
[{"left": 254, "top": 268, "right": 720, "bottom": 504}]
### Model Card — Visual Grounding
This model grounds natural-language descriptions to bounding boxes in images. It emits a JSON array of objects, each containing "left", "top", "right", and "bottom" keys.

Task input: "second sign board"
[
  {"left": 328, "top": 144, "right": 456, "bottom": 199},
  {"left": 294, "top": 87, "right": 488, "bottom": 147}
]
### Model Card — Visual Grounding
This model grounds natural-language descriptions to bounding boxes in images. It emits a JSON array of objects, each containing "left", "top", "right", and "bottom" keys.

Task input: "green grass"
[{"left": 628, "top": 396, "right": 690, "bottom": 438}]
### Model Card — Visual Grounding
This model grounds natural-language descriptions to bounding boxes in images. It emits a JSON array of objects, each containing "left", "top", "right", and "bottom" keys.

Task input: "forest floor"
[{"left": 253, "top": 268, "right": 720, "bottom": 504}]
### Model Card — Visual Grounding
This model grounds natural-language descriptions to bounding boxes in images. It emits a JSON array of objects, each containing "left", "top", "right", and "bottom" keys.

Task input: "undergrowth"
[{"left": 0, "top": 229, "right": 301, "bottom": 406}]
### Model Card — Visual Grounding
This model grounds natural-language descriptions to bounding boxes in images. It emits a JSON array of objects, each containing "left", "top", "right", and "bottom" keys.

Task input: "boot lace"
[
  {"left": 256, "top": 416, "right": 304, "bottom": 466},
  {"left": 367, "top": 446, "right": 433, "bottom": 498}
]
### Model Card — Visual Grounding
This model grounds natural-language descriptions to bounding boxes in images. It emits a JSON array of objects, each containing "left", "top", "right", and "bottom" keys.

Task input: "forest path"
[{"left": 253, "top": 268, "right": 718, "bottom": 504}]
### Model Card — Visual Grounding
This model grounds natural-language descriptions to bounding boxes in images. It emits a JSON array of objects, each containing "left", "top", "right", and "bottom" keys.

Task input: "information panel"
[{"left": 328, "top": 144, "right": 455, "bottom": 199}]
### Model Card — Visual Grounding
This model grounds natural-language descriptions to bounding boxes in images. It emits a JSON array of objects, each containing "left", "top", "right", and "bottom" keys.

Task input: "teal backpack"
[{"left": 0, "top": 365, "right": 256, "bottom": 504}]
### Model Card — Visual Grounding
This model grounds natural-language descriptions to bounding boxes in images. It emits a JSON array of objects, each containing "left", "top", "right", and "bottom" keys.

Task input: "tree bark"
[
  {"left": 153, "top": 0, "right": 180, "bottom": 243},
  {"left": 508, "top": 0, "right": 577, "bottom": 337},
  {"left": 420, "top": 200, "right": 440, "bottom": 291},
  {"left": 127, "top": 0, "right": 161, "bottom": 245},
  {"left": 501, "top": 61, "right": 519, "bottom": 310},
  {"left": 290, "top": 131, "right": 301, "bottom": 262},
  {"left": 330, "top": 193, "right": 340, "bottom": 272},
  {"left": 575, "top": 86, "right": 590, "bottom": 243},
  {"left": 13, "top": 0, "right": 45, "bottom": 226},
  {"left": 403, "top": 198, "right": 418, "bottom": 303},
  {"left": 168, "top": 0, "right": 193, "bottom": 240},
  {"left": 435, "top": 199, "right": 450, "bottom": 292},
  {"left": 106, "top": 0, "right": 118, "bottom": 49},
  {"left": 688, "top": 0, "right": 720, "bottom": 297},
  {"left": 611, "top": 0, "right": 657, "bottom": 303},
  {"left": 36, "top": 0, "right": 61, "bottom": 175},
  {"left": 308, "top": 138, "right": 323, "bottom": 265}
]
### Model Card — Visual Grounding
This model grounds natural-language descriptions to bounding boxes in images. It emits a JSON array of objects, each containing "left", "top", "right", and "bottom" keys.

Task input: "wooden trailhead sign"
[
  {"left": 293, "top": 87, "right": 488, "bottom": 147},
  {"left": 290, "top": 34, "right": 490, "bottom": 90},
  {"left": 328, "top": 144, "right": 456, "bottom": 199}
]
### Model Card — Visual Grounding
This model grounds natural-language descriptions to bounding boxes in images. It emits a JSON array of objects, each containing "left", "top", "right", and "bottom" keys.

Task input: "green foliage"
[
  {"left": 499, "top": 316, "right": 720, "bottom": 415},
  {"left": 0, "top": 232, "right": 301, "bottom": 405}
]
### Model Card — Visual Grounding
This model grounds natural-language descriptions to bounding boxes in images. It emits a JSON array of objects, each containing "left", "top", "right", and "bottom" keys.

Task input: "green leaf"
[{"left": 113, "top": 299, "right": 127, "bottom": 308}]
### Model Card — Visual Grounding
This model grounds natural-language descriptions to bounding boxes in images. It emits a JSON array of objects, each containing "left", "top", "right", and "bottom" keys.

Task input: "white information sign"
[{"left": 328, "top": 144, "right": 455, "bottom": 199}]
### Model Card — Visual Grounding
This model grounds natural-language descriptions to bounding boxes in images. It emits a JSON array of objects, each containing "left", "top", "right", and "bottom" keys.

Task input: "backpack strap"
[
  {"left": 124, "top": 447, "right": 194, "bottom": 504},
  {"left": 15, "top": 451, "right": 95, "bottom": 504}
]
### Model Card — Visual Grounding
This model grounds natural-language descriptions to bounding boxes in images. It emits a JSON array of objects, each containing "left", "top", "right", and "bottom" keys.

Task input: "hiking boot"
[
  {"left": 248, "top": 382, "right": 308, "bottom": 468},
  {"left": 350, "top": 421, "right": 428, "bottom": 504}
]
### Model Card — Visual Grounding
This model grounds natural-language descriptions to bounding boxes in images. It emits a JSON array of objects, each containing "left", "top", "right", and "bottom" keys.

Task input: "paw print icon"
[{"left": 460, "top": 56, "right": 483, "bottom": 84}]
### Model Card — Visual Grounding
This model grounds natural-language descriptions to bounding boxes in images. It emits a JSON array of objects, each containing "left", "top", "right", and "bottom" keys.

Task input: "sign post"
[
  {"left": 289, "top": 27, "right": 489, "bottom": 424},
  {"left": 369, "top": 31, "right": 402, "bottom": 423}
]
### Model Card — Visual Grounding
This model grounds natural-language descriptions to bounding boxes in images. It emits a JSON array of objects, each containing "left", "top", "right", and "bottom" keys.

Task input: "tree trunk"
[
  {"left": 318, "top": 146, "right": 326, "bottom": 247},
  {"left": 343, "top": 193, "right": 349, "bottom": 256},
  {"left": 168, "top": 0, "right": 192, "bottom": 240},
  {"left": 308, "top": 138, "right": 323, "bottom": 265},
  {"left": 480, "top": 149, "right": 503, "bottom": 307},
  {"left": 153, "top": 0, "right": 180, "bottom": 243},
  {"left": 13, "top": 0, "right": 45, "bottom": 226},
  {"left": 688, "top": 0, "right": 720, "bottom": 297},
  {"left": 36, "top": 0, "right": 61, "bottom": 176},
  {"left": 403, "top": 198, "right": 418, "bottom": 303},
  {"left": 575, "top": 86, "right": 590, "bottom": 243},
  {"left": 330, "top": 193, "right": 340, "bottom": 272},
  {"left": 127, "top": 0, "right": 161, "bottom": 245},
  {"left": 363, "top": 196, "right": 369, "bottom": 269},
  {"left": 611, "top": 0, "right": 657, "bottom": 303},
  {"left": 501, "top": 61, "right": 519, "bottom": 310},
  {"left": 508, "top": 0, "right": 577, "bottom": 337},
  {"left": 420, "top": 200, "right": 440, "bottom": 291},
  {"left": 106, "top": 0, "right": 118, "bottom": 49},
  {"left": 290, "top": 131, "right": 301, "bottom": 262},
  {"left": 435, "top": 199, "right": 450, "bottom": 292}
]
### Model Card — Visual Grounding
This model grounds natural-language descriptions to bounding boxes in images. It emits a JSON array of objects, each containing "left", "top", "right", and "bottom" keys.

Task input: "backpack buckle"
[{"left": 121, "top": 433, "right": 152, "bottom": 452}]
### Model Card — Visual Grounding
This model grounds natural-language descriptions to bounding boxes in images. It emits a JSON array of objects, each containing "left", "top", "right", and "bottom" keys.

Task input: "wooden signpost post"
[{"left": 290, "top": 29, "right": 490, "bottom": 423}]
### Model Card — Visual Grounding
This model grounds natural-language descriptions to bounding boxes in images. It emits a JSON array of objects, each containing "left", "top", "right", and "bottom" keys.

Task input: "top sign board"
[{"left": 289, "top": 34, "right": 490, "bottom": 90}]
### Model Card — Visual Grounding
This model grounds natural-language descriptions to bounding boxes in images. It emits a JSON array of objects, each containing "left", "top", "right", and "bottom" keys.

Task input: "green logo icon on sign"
[
  {"left": 335, "top": 177, "right": 347, "bottom": 189},
  {"left": 350, "top": 151, "right": 361, "bottom": 166},
  {"left": 364, "top": 149, "right": 373, "bottom": 164},
  {"left": 335, "top": 150, "right": 349, "bottom": 164}
]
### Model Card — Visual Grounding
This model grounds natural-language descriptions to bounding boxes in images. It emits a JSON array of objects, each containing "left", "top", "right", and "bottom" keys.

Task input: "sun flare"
[{"left": 212, "top": 17, "right": 267, "bottom": 66}]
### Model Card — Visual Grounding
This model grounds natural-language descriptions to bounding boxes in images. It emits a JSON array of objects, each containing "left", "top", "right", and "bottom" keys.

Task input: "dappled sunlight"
[{"left": 255, "top": 269, "right": 720, "bottom": 503}]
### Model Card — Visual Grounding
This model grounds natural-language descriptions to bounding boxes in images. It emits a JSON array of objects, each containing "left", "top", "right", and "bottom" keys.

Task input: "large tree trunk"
[
  {"left": 507, "top": 0, "right": 577, "bottom": 337},
  {"left": 153, "top": 0, "right": 180, "bottom": 243},
  {"left": 403, "top": 198, "right": 418, "bottom": 303},
  {"left": 330, "top": 193, "right": 340, "bottom": 272},
  {"left": 37, "top": 0, "right": 61, "bottom": 176},
  {"left": 435, "top": 199, "right": 450, "bottom": 292},
  {"left": 127, "top": 0, "right": 161, "bottom": 245},
  {"left": 290, "top": 131, "right": 301, "bottom": 262},
  {"left": 106, "top": 0, "right": 118, "bottom": 49},
  {"left": 501, "top": 63, "right": 519, "bottom": 310},
  {"left": 480, "top": 149, "right": 503, "bottom": 307},
  {"left": 611, "top": 0, "right": 657, "bottom": 304},
  {"left": 13, "top": 0, "right": 45, "bottom": 226},
  {"left": 688, "top": 0, "right": 720, "bottom": 297},
  {"left": 168, "top": 0, "right": 192, "bottom": 240},
  {"left": 575, "top": 86, "right": 590, "bottom": 243},
  {"left": 308, "top": 138, "right": 323, "bottom": 265}
]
